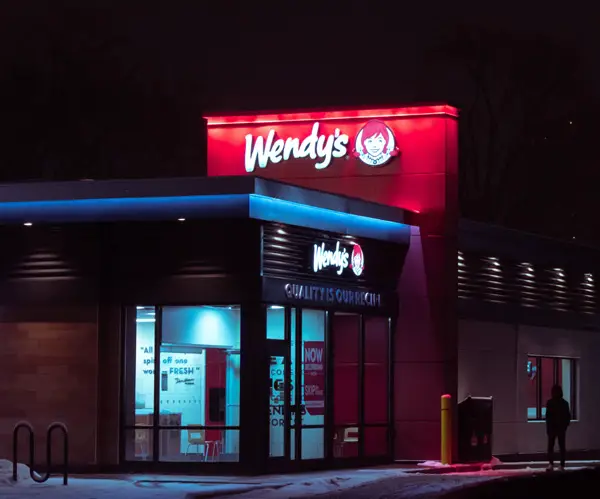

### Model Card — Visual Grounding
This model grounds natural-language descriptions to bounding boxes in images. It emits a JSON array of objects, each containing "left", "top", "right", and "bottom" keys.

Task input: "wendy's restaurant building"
[{"left": 0, "top": 104, "right": 599, "bottom": 474}]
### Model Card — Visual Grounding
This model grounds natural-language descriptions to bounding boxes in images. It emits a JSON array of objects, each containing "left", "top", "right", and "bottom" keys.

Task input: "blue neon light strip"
[
  {"left": 249, "top": 194, "right": 409, "bottom": 243},
  {"left": 0, "top": 194, "right": 410, "bottom": 243},
  {"left": 0, "top": 195, "right": 249, "bottom": 222}
]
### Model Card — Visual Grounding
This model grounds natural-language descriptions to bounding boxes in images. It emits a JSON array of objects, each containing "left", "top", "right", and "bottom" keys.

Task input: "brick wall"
[{"left": 0, "top": 320, "right": 98, "bottom": 467}]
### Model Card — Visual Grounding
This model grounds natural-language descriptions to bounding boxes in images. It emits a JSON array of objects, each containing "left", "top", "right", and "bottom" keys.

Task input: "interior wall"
[
  {"left": 458, "top": 319, "right": 600, "bottom": 456},
  {"left": 162, "top": 306, "right": 241, "bottom": 348}
]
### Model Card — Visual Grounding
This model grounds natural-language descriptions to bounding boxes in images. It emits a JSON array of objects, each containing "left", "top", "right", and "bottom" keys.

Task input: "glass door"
[
  {"left": 266, "top": 306, "right": 327, "bottom": 465},
  {"left": 295, "top": 309, "right": 326, "bottom": 460},
  {"left": 268, "top": 341, "right": 291, "bottom": 459}
]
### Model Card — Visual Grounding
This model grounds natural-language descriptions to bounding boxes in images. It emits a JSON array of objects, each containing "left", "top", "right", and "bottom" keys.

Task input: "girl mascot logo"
[
  {"left": 351, "top": 244, "right": 365, "bottom": 277},
  {"left": 353, "top": 119, "right": 399, "bottom": 167}
]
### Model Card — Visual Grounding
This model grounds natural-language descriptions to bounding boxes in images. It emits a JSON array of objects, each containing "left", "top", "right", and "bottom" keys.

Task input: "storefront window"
[
  {"left": 124, "top": 306, "right": 156, "bottom": 461},
  {"left": 299, "top": 309, "right": 326, "bottom": 459},
  {"left": 123, "top": 305, "right": 241, "bottom": 463},
  {"left": 540, "top": 357, "right": 554, "bottom": 419},
  {"left": 526, "top": 356, "right": 538, "bottom": 420},
  {"left": 267, "top": 305, "right": 291, "bottom": 459},
  {"left": 266, "top": 305, "right": 286, "bottom": 340},
  {"left": 364, "top": 317, "right": 389, "bottom": 456},
  {"left": 527, "top": 356, "right": 577, "bottom": 421},
  {"left": 332, "top": 312, "right": 360, "bottom": 458},
  {"left": 364, "top": 427, "right": 388, "bottom": 457},
  {"left": 329, "top": 313, "right": 391, "bottom": 459},
  {"left": 267, "top": 307, "right": 325, "bottom": 461},
  {"left": 559, "top": 359, "right": 573, "bottom": 409}
]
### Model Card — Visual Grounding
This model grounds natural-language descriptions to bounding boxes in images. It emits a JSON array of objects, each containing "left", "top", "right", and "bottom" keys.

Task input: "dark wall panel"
[
  {"left": 0, "top": 219, "right": 262, "bottom": 306},
  {"left": 0, "top": 225, "right": 100, "bottom": 305},
  {"left": 458, "top": 249, "right": 600, "bottom": 328},
  {"left": 458, "top": 250, "right": 598, "bottom": 315},
  {"left": 102, "top": 220, "right": 261, "bottom": 304},
  {"left": 262, "top": 222, "right": 407, "bottom": 291},
  {"left": 458, "top": 299, "right": 600, "bottom": 331}
]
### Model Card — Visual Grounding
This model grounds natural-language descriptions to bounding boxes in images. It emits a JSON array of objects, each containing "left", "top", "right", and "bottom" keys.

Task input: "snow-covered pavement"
[
  {"left": 0, "top": 465, "right": 565, "bottom": 499},
  {"left": 309, "top": 469, "right": 551, "bottom": 499},
  {"left": 225, "top": 468, "right": 561, "bottom": 499}
]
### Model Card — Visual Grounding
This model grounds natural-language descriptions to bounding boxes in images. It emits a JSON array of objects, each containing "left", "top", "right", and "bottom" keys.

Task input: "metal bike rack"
[{"left": 12, "top": 421, "right": 69, "bottom": 485}]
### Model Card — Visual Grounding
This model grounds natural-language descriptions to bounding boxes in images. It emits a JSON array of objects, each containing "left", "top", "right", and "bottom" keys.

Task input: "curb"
[
  {"left": 409, "top": 461, "right": 600, "bottom": 475},
  {"left": 439, "top": 467, "right": 600, "bottom": 499}
]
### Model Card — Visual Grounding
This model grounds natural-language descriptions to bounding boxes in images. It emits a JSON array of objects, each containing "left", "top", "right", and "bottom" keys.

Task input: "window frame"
[
  {"left": 266, "top": 305, "right": 394, "bottom": 462},
  {"left": 330, "top": 311, "right": 393, "bottom": 460},
  {"left": 527, "top": 355, "right": 577, "bottom": 421},
  {"left": 121, "top": 304, "right": 243, "bottom": 463}
]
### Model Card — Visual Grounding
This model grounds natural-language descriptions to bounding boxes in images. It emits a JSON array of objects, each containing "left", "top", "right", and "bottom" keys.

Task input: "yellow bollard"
[{"left": 441, "top": 394, "right": 452, "bottom": 465}]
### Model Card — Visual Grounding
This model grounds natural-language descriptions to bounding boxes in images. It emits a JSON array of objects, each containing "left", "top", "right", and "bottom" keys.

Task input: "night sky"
[{"left": 0, "top": 1, "right": 598, "bottom": 241}]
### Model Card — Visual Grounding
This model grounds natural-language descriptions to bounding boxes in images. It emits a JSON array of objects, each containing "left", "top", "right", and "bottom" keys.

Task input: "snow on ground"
[
  {"left": 237, "top": 469, "right": 537, "bottom": 499},
  {"left": 0, "top": 459, "right": 42, "bottom": 485},
  {"left": 306, "top": 469, "right": 551, "bottom": 499},
  {"left": 418, "top": 461, "right": 453, "bottom": 468},
  {"left": 481, "top": 457, "right": 503, "bottom": 469},
  {"left": 417, "top": 456, "right": 503, "bottom": 470},
  {"left": 0, "top": 462, "right": 592, "bottom": 499},
  {"left": 0, "top": 466, "right": 433, "bottom": 499},
  {"left": 0, "top": 465, "right": 407, "bottom": 499},
  {"left": 211, "top": 468, "right": 412, "bottom": 499},
  {"left": 0, "top": 474, "right": 262, "bottom": 498}
]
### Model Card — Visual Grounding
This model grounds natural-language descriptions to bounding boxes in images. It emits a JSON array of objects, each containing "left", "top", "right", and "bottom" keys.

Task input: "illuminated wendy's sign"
[
  {"left": 245, "top": 123, "right": 348, "bottom": 172},
  {"left": 312, "top": 241, "right": 364, "bottom": 277},
  {"left": 244, "top": 119, "right": 399, "bottom": 172}
]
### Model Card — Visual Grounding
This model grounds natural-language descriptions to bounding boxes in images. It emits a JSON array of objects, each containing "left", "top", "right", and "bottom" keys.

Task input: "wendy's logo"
[
  {"left": 351, "top": 244, "right": 364, "bottom": 277},
  {"left": 353, "top": 120, "right": 399, "bottom": 167}
]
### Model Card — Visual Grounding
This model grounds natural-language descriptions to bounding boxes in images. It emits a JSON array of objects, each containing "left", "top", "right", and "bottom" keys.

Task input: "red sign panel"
[
  {"left": 205, "top": 105, "right": 458, "bottom": 213},
  {"left": 303, "top": 341, "right": 325, "bottom": 416}
]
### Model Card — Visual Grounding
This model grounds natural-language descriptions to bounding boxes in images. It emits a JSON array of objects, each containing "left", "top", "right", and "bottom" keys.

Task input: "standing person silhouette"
[{"left": 545, "top": 384, "right": 571, "bottom": 471}]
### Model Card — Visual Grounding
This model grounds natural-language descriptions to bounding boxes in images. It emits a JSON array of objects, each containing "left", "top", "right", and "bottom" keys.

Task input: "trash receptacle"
[{"left": 457, "top": 396, "right": 493, "bottom": 463}]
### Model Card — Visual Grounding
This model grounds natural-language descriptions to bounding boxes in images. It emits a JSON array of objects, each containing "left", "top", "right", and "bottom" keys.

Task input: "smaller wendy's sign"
[
  {"left": 350, "top": 244, "right": 364, "bottom": 276},
  {"left": 312, "top": 241, "right": 365, "bottom": 278}
]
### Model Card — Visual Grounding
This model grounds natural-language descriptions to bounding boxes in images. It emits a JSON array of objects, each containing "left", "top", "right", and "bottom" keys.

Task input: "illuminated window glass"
[
  {"left": 527, "top": 356, "right": 577, "bottom": 421},
  {"left": 526, "top": 357, "right": 538, "bottom": 420},
  {"left": 300, "top": 309, "right": 326, "bottom": 460},
  {"left": 123, "top": 305, "right": 241, "bottom": 463},
  {"left": 123, "top": 306, "right": 156, "bottom": 461}
]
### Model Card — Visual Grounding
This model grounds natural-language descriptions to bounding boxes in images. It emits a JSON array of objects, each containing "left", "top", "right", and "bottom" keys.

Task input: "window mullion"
[{"left": 537, "top": 357, "right": 542, "bottom": 421}]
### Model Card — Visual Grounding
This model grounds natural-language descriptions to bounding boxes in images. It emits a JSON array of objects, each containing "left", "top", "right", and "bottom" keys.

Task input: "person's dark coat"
[{"left": 545, "top": 385, "right": 571, "bottom": 435}]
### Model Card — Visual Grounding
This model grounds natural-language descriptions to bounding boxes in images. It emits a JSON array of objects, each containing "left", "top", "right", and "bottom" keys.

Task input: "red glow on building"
[
  {"left": 205, "top": 105, "right": 459, "bottom": 126},
  {"left": 204, "top": 104, "right": 458, "bottom": 217}
]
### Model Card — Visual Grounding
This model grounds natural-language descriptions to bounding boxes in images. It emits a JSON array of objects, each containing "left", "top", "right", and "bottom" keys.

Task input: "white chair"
[{"left": 186, "top": 428, "right": 206, "bottom": 458}]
